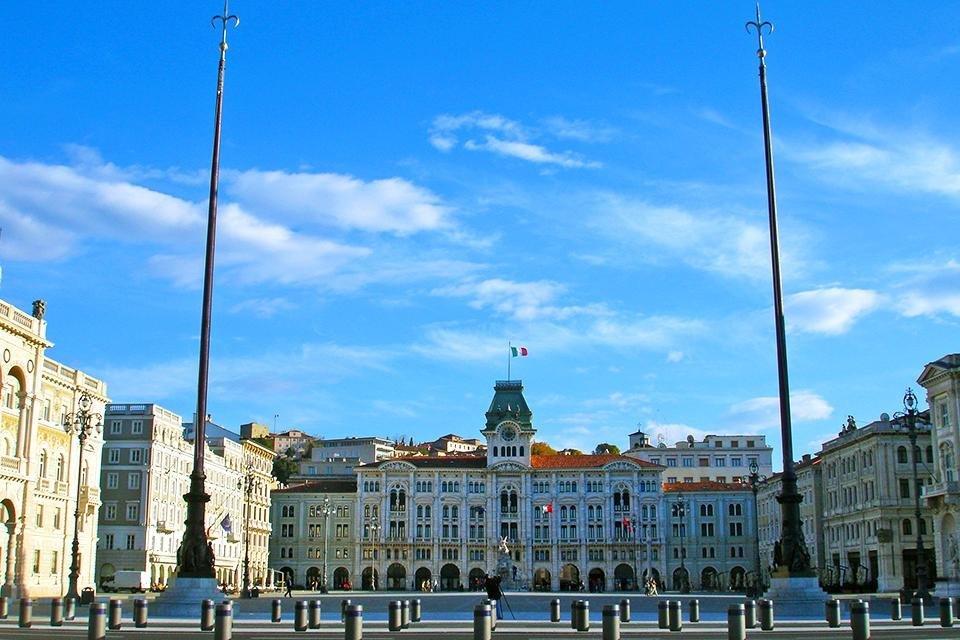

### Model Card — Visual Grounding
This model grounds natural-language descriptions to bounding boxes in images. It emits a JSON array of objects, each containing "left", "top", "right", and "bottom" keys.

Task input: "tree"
[
  {"left": 272, "top": 455, "right": 299, "bottom": 485},
  {"left": 531, "top": 441, "right": 557, "bottom": 455},
  {"left": 594, "top": 443, "right": 621, "bottom": 455}
]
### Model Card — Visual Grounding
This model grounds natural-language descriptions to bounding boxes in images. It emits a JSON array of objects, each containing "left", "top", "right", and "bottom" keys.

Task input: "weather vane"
[{"left": 745, "top": 3, "right": 773, "bottom": 61}]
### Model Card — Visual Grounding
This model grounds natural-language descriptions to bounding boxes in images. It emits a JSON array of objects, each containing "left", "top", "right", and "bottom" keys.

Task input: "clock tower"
[{"left": 482, "top": 379, "right": 536, "bottom": 467}]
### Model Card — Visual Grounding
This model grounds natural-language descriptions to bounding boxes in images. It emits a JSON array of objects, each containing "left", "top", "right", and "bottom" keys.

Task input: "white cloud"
[
  {"left": 229, "top": 297, "right": 297, "bottom": 319},
  {"left": 432, "top": 278, "right": 609, "bottom": 321},
  {"left": 227, "top": 169, "right": 453, "bottom": 235},
  {"left": 666, "top": 351, "right": 684, "bottom": 363},
  {"left": 464, "top": 136, "right": 601, "bottom": 169},
  {"left": 644, "top": 420, "right": 714, "bottom": 447},
  {"left": 785, "top": 287, "right": 883, "bottom": 335},
  {"left": 542, "top": 116, "right": 616, "bottom": 143},
  {"left": 892, "top": 259, "right": 960, "bottom": 318},
  {"left": 592, "top": 194, "right": 777, "bottom": 280},
  {"left": 429, "top": 110, "right": 601, "bottom": 169},
  {"left": 726, "top": 390, "right": 833, "bottom": 431}
]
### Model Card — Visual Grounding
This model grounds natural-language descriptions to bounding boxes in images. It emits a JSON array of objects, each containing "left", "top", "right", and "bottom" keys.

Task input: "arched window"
[
  {"left": 897, "top": 446, "right": 908, "bottom": 464},
  {"left": 902, "top": 519, "right": 912, "bottom": 535},
  {"left": 38, "top": 450, "right": 47, "bottom": 478},
  {"left": 926, "top": 446, "right": 934, "bottom": 464},
  {"left": 56, "top": 454, "right": 64, "bottom": 482}
]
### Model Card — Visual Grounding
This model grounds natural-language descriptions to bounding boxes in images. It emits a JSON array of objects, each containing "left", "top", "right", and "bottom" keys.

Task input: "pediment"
[
  {"left": 378, "top": 461, "right": 417, "bottom": 471},
  {"left": 490, "top": 461, "right": 528, "bottom": 472},
  {"left": 602, "top": 460, "right": 643, "bottom": 471}
]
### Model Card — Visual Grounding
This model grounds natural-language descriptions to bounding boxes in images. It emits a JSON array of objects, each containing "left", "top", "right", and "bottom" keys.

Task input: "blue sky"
[{"left": 1, "top": 2, "right": 958, "bottom": 466}]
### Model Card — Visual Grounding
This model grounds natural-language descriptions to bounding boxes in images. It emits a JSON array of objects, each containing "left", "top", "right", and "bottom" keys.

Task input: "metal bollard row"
[
  {"left": 294, "top": 600, "right": 308, "bottom": 632},
  {"left": 657, "top": 599, "right": 669, "bottom": 629},
  {"left": 389, "top": 600, "right": 402, "bottom": 632},
  {"left": 573, "top": 599, "right": 590, "bottom": 632},
  {"left": 402, "top": 599, "right": 410, "bottom": 628},
  {"left": 550, "top": 597, "right": 560, "bottom": 622},
  {"left": 890, "top": 597, "right": 902, "bottom": 621},
  {"left": 411, "top": 598, "right": 421, "bottom": 622},
  {"left": 744, "top": 599, "right": 757, "bottom": 628},
  {"left": 108, "top": 598, "right": 122, "bottom": 631}
]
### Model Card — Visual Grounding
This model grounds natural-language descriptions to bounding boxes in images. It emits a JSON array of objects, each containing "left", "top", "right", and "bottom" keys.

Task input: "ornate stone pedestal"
[
  {"left": 764, "top": 576, "right": 826, "bottom": 613},
  {"left": 151, "top": 577, "right": 227, "bottom": 618}
]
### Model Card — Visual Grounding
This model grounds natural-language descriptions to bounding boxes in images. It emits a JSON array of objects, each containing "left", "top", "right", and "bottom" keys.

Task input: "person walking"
[
  {"left": 284, "top": 579, "right": 293, "bottom": 598},
  {"left": 484, "top": 574, "right": 503, "bottom": 617}
]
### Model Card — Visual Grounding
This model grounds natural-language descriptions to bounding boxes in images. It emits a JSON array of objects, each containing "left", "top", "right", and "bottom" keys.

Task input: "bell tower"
[{"left": 482, "top": 379, "right": 535, "bottom": 467}]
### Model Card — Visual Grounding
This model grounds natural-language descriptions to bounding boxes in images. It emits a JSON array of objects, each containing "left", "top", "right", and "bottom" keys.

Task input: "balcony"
[
  {"left": 0, "top": 455, "right": 21, "bottom": 474},
  {"left": 156, "top": 520, "right": 176, "bottom": 533},
  {"left": 923, "top": 480, "right": 960, "bottom": 504},
  {"left": 80, "top": 486, "right": 100, "bottom": 504}
]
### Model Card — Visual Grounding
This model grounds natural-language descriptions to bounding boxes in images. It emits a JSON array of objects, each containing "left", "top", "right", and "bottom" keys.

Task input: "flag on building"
[
  {"left": 541, "top": 504, "right": 553, "bottom": 514},
  {"left": 220, "top": 514, "right": 233, "bottom": 534},
  {"left": 511, "top": 346, "right": 528, "bottom": 357},
  {"left": 622, "top": 517, "right": 632, "bottom": 531}
]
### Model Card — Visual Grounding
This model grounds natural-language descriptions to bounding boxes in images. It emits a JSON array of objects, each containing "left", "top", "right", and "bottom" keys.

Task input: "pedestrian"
[
  {"left": 484, "top": 574, "right": 503, "bottom": 617},
  {"left": 284, "top": 579, "right": 293, "bottom": 598}
]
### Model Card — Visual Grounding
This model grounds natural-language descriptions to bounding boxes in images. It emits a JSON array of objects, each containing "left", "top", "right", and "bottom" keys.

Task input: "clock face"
[{"left": 500, "top": 423, "right": 518, "bottom": 441}]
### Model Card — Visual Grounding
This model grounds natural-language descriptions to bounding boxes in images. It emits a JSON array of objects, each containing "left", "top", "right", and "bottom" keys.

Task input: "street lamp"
[
  {"left": 318, "top": 497, "right": 332, "bottom": 593},
  {"left": 629, "top": 516, "right": 639, "bottom": 591},
  {"left": 237, "top": 472, "right": 259, "bottom": 598},
  {"left": 367, "top": 516, "right": 380, "bottom": 591},
  {"left": 63, "top": 392, "right": 102, "bottom": 606},
  {"left": 748, "top": 461, "right": 767, "bottom": 598},
  {"left": 895, "top": 388, "right": 929, "bottom": 600},
  {"left": 673, "top": 493, "right": 689, "bottom": 593}
]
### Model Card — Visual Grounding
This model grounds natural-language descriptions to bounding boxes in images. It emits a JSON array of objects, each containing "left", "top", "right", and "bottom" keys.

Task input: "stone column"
[
  {"left": 1, "top": 521, "right": 16, "bottom": 597},
  {"left": 12, "top": 515, "right": 27, "bottom": 598},
  {"left": 14, "top": 392, "right": 27, "bottom": 459}
]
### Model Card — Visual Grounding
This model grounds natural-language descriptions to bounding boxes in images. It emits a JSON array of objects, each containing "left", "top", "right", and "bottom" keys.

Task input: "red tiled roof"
[
  {"left": 531, "top": 454, "right": 661, "bottom": 469},
  {"left": 663, "top": 481, "right": 751, "bottom": 492}
]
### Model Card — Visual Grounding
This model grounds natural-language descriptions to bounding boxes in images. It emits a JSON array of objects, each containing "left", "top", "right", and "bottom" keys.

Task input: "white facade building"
[{"left": 624, "top": 432, "right": 773, "bottom": 485}]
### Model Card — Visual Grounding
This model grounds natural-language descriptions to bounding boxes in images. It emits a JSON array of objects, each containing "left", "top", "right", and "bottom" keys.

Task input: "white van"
[{"left": 102, "top": 570, "right": 148, "bottom": 593}]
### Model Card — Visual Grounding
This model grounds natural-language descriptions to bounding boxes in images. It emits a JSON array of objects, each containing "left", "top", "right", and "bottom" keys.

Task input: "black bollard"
[
  {"left": 759, "top": 598, "right": 774, "bottom": 631},
  {"left": 602, "top": 604, "right": 619, "bottom": 640},
  {"left": 619, "top": 598, "right": 631, "bottom": 623},
  {"left": 940, "top": 597, "right": 954, "bottom": 628},
  {"left": 911, "top": 597, "right": 924, "bottom": 626},
  {"left": 575, "top": 599, "right": 590, "bottom": 632},
  {"left": 851, "top": 600, "right": 870, "bottom": 640},
  {"left": 65, "top": 596, "right": 76, "bottom": 621},
  {"left": 825, "top": 599, "right": 841, "bottom": 628},
  {"left": 294, "top": 600, "right": 307, "bottom": 632},
  {"left": 271, "top": 598, "right": 282, "bottom": 623},
  {"left": 345, "top": 604, "right": 363, "bottom": 640},
  {"left": 18, "top": 597, "right": 31, "bottom": 628},
  {"left": 473, "top": 604, "right": 491, "bottom": 640},
  {"left": 201, "top": 599, "right": 215, "bottom": 631},
  {"left": 214, "top": 602, "right": 232, "bottom": 640},
  {"left": 402, "top": 599, "right": 410, "bottom": 628},
  {"left": 890, "top": 597, "right": 902, "bottom": 621},
  {"left": 744, "top": 599, "right": 757, "bottom": 628},
  {"left": 551, "top": 598, "right": 561, "bottom": 622},
  {"left": 388, "top": 600, "right": 402, "bottom": 632},
  {"left": 308, "top": 599, "right": 321, "bottom": 629},
  {"left": 108, "top": 598, "right": 122, "bottom": 631},
  {"left": 88, "top": 602, "right": 107, "bottom": 640},
  {"left": 668, "top": 600, "right": 682, "bottom": 632},
  {"left": 134, "top": 598, "right": 148, "bottom": 628},
  {"left": 658, "top": 599, "right": 669, "bottom": 629},
  {"left": 411, "top": 598, "right": 421, "bottom": 622},
  {"left": 570, "top": 599, "right": 578, "bottom": 629},
  {"left": 728, "top": 604, "right": 746, "bottom": 640},
  {"left": 689, "top": 598, "right": 700, "bottom": 623},
  {"left": 50, "top": 597, "right": 63, "bottom": 627}
]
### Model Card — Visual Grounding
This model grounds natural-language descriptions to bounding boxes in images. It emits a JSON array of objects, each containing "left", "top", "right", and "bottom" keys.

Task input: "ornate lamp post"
[
  {"left": 367, "top": 516, "right": 380, "bottom": 591},
  {"left": 895, "top": 388, "right": 929, "bottom": 600},
  {"left": 63, "top": 392, "right": 102, "bottom": 605},
  {"left": 238, "top": 472, "right": 259, "bottom": 598},
  {"left": 319, "top": 497, "right": 332, "bottom": 592},
  {"left": 673, "top": 493, "right": 689, "bottom": 593},
  {"left": 745, "top": 5, "right": 813, "bottom": 579},
  {"left": 629, "top": 516, "right": 639, "bottom": 591},
  {"left": 748, "top": 461, "right": 767, "bottom": 597}
]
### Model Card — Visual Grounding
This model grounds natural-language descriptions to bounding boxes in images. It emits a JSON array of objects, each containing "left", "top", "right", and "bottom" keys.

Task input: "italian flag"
[
  {"left": 511, "top": 346, "right": 528, "bottom": 357},
  {"left": 541, "top": 504, "right": 553, "bottom": 514}
]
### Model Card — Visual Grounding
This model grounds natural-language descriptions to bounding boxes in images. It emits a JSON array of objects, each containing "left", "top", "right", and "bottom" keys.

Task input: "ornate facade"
[{"left": 0, "top": 297, "right": 107, "bottom": 598}]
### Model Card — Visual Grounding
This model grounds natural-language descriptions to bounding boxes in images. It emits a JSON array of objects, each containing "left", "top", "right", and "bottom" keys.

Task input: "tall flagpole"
[
  {"left": 179, "top": 0, "right": 239, "bottom": 579},
  {"left": 507, "top": 341, "right": 512, "bottom": 381},
  {"left": 746, "top": 4, "right": 812, "bottom": 579}
]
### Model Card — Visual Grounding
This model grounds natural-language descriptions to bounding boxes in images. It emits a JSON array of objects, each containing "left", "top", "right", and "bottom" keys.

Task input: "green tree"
[
  {"left": 594, "top": 442, "right": 621, "bottom": 455},
  {"left": 272, "top": 455, "right": 299, "bottom": 485}
]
